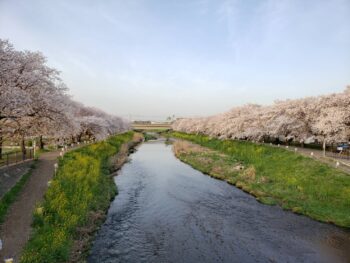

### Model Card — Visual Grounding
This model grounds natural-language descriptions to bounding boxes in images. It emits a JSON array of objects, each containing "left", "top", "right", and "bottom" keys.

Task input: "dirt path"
[{"left": 0, "top": 151, "right": 59, "bottom": 262}]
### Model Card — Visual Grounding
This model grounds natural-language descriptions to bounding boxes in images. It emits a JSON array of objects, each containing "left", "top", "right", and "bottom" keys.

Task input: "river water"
[{"left": 88, "top": 140, "right": 350, "bottom": 263}]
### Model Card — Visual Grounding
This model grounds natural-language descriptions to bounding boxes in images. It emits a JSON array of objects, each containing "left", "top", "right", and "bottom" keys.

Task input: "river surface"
[{"left": 89, "top": 140, "right": 350, "bottom": 263}]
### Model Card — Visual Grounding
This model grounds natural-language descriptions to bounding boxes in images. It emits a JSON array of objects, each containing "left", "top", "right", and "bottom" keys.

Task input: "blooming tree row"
[
  {"left": 0, "top": 39, "right": 129, "bottom": 156},
  {"left": 173, "top": 87, "right": 350, "bottom": 146}
]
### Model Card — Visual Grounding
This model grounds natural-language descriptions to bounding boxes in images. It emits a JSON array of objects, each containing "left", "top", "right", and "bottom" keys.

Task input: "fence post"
[{"left": 6, "top": 153, "right": 9, "bottom": 166}]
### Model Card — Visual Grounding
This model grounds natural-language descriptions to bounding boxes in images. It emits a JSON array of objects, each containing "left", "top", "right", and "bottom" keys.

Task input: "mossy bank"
[
  {"left": 170, "top": 132, "right": 350, "bottom": 228},
  {"left": 20, "top": 132, "right": 140, "bottom": 263}
]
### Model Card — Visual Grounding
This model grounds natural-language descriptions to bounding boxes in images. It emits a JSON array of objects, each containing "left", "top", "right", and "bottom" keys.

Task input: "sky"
[{"left": 0, "top": 0, "right": 349, "bottom": 121}]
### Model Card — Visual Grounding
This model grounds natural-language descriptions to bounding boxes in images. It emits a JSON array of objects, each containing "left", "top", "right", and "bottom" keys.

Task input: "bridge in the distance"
[{"left": 131, "top": 121, "right": 172, "bottom": 131}]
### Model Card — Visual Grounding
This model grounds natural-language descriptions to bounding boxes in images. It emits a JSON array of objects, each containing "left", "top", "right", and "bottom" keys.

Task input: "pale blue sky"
[{"left": 0, "top": 0, "right": 349, "bottom": 120}]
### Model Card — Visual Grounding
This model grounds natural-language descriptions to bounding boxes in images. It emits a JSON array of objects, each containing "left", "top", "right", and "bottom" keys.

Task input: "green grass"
[
  {"left": 170, "top": 132, "right": 350, "bottom": 228},
  {"left": 0, "top": 162, "right": 36, "bottom": 224},
  {"left": 20, "top": 132, "right": 134, "bottom": 263}
]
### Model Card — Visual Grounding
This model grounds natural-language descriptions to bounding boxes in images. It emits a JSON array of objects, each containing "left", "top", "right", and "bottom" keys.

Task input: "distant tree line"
[
  {"left": 173, "top": 88, "right": 350, "bottom": 148},
  {"left": 0, "top": 39, "right": 129, "bottom": 157}
]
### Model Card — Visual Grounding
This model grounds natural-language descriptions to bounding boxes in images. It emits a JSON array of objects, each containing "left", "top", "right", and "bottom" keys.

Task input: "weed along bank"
[{"left": 19, "top": 132, "right": 142, "bottom": 263}]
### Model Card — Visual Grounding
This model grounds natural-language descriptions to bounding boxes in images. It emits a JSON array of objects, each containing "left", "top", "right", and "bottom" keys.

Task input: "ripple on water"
[{"left": 88, "top": 140, "right": 350, "bottom": 263}]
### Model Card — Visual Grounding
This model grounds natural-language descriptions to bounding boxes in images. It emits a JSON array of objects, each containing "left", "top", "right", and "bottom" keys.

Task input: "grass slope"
[
  {"left": 170, "top": 132, "right": 350, "bottom": 228},
  {"left": 20, "top": 132, "right": 134, "bottom": 263}
]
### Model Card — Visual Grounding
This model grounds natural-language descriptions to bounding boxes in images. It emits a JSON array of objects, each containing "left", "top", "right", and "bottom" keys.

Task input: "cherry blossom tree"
[
  {"left": 173, "top": 88, "right": 350, "bottom": 147},
  {"left": 0, "top": 39, "right": 129, "bottom": 156}
]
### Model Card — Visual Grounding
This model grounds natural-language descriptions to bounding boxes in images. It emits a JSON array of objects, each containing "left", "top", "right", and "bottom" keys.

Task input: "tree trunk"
[
  {"left": 323, "top": 138, "right": 326, "bottom": 157},
  {"left": 39, "top": 135, "right": 44, "bottom": 150},
  {"left": 0, "top": 128, "right": 2, "bottom": 160},
  {"left": 21, "top": 135, "right": 26, "bottom": 160},
  {"left": 77, "top": 133, "right": 82, "bottom": 143}
]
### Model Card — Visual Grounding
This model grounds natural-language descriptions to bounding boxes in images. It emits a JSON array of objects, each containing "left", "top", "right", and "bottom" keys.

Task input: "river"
[{"left": 88, "top": 140, "right": 349, "bottom": 263}]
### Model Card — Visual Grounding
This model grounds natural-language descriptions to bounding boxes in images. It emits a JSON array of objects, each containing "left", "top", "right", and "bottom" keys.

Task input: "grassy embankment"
[
  {"left": 0, "top": 162, "right": 36, "bottom": 224},
  {"left": 21, "top": 132, "right": 136, "bottom": 263},
  {"left": 170, "top": 132, "right": 350, "bottom": 228}
]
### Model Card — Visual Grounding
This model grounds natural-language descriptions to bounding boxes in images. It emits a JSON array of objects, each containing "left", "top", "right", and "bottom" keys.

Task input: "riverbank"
[
  {"left": 20, "top": 132, "right": 141, "bottom": 263},
  {"left": 170, "top": 132, "right": 350, "bottom": 228}
]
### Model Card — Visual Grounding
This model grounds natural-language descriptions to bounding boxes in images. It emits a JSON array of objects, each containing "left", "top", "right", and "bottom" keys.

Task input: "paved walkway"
[
  {"left": 0, "top": 151, "right": 60, "bottom": 262},
  {"left": 298, "top": 147, "right": 350, "bottom": 166}
]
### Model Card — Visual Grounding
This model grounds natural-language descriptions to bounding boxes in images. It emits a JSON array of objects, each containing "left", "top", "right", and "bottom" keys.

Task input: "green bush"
[
  {"left": 143, "top": 132, "right": 158, "bottom": 141},
  {"left": 21, "top": 132, "right": 134, "bottom": 263}
]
